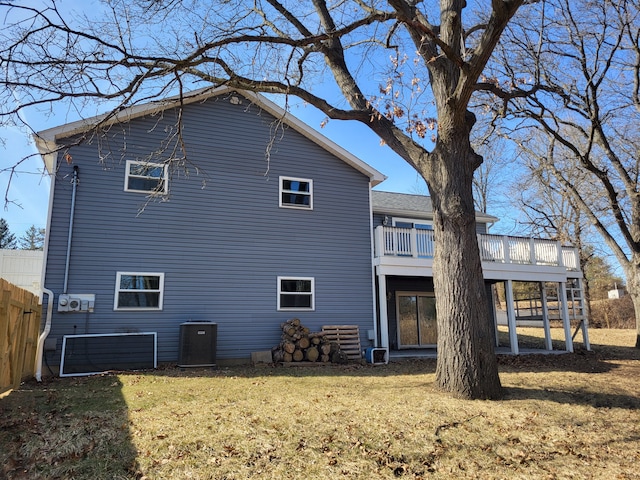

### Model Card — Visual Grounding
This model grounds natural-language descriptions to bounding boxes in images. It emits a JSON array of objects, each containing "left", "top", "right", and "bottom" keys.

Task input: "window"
[
  {"left": 393, "top": 217, "right": 433, "bottom": 230},
  {"left": 279, "top": 176, "right": 313, "bottom": 209},
  {"left": 277, "top": 277, "right": 314, "bottom": 310},
  {"left": 114, "top": 272, "right": 165, "bottom": 310},
  {"left": 125, "top": 160, "right": 168, "bottom": 194}
]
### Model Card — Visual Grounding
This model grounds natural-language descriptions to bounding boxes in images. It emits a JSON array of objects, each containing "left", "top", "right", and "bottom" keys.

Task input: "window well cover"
[{"left": 60, "top": 332, "right": 157, "bottom": 377}]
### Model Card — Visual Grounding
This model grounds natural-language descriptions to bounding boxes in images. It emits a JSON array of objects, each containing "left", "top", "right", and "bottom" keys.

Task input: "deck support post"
[
  {"left": 540, "top": 282, "right": 553, "bottom": 351},
  {"left": 377, "top": 273, "right": 389, "bottom": 350},
  {"left": 576, "top": 277, "right": 591, "bottom": 350},
  {"left": 492, "top": 285, "right": 500, "bottom": 347},
  {"left": 559, "top": 281, "right": 574, "bottom": 353},
  {"left": 505, "top": 280, "right": 518, "bottom": 355}
]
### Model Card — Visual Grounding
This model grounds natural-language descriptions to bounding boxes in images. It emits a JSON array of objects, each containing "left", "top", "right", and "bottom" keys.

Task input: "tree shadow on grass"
[
  {"left": 503, "top": 385, "right": 640, "bottom": 410},
  {"left": 0, "top": 376, "right": 139, "bottom": 479}
]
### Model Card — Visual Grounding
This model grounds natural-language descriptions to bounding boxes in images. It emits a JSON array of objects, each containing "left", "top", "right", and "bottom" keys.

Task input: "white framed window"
[
  {"left": 114, "top": 272, "right": 165, "bottom": 310},
  {"left": 279, "top": 176, "right": 313, "bottom": 209},
  {"left": 125, "top": 160, "right": 168, "bottom": 194},
  {"left": 392, "top": 217, "right": 433, "bottom": 230},
  {"left": 277, "top": 276, "right": 315, "bottom": 311}
]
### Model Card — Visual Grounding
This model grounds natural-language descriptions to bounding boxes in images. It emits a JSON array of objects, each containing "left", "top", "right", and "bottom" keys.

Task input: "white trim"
[
  {"left": 277, "top": 276, "right": 315, "bottom": 311},
  {"left": 40, "top": 166, "right": 57, "bottom": 304},
  {"left": 279, "top": 176, "right": 313, "bottom": 210},
  {"left": 124, "top": 160, "right": 169, "bottom": 195},
  {"left": 377, "top": 274, "right": 389, "bottom": 350},
  {"left": 369, "top": 186, "right": 379, "bottom": 348},
  {"left": 114, "top": 272, "right": 165, "bottom": 310}
]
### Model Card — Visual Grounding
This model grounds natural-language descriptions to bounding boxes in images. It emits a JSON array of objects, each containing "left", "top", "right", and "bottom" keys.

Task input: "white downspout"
[{"left": 35, "top": 288, "right": 54, "bottom": 382}]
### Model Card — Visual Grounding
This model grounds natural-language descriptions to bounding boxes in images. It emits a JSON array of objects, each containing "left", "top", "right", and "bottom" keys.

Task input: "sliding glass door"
[{"left": 397, "top": 292, "right": 437, "bottom": 348}]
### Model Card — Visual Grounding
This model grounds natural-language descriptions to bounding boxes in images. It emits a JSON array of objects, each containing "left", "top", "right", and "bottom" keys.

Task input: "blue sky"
[{"left": 0, "top": 124, "right": 51, "bottom": 236}]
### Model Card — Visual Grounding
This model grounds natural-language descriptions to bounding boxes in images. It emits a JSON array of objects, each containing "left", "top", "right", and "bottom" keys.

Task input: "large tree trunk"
[
  {"left": 623, "top": 262, "right": 640, "bottom": 348},
  {"left": 423, "top": 120, "right": 503, "bottom": 400}
]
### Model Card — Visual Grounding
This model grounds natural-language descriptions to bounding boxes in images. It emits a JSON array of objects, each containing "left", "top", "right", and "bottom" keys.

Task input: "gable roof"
[
  {"left": 372, "top": 190, "right": 498, "bottom": 223},
  {"left": 34, "top": 86, "right": 386, "bottom": 186}
]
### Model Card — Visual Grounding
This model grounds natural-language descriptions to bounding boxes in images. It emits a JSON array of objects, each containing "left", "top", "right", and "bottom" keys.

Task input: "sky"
[{"left": 0, "top": 124, "right": 51, "bottom": 237}]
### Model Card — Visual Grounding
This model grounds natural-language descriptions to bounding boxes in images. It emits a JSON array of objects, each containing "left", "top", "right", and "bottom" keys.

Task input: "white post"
[
  {"left": 559, "top": 281, "right": 574, "bottom": 353},
  {"left": 529, "top": 238, "right": 536, "bottom": 265},
  {"left": 374, "top": 226, "right": 381, "bottom": 257},
  {"left": 503, "top": 236, "right": 511, "bottom": 264},
  {"left": 505, "top": 280, "right": 519, "bottom": 354},
  {"left": 578, "top": 277, "right": 591, "bottom": 351},
  {"left": 492, "top": 284, "right": 500, "bottom": 347},
  {"left": 411, "top": 228, "right": 418, "bottom": 258},
  {"left": 540, "top": 282, "right": 553, "bottom": 351},
  {"left": 378, "top": 274, "right": 389, "bottom": 350},
  {"left": 556, "top": 241, "right": 564, "bottom": 267}
]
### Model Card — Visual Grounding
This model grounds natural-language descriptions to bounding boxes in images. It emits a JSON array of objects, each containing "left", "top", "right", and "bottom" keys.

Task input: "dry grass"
[{"left": 2, "top": 328, "right": 640, "bottom": 479}]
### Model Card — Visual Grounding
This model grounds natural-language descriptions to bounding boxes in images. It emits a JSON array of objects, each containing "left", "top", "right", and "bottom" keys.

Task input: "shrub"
[{"left": 589, "top": 295, "right": 636, "bottom": 328}]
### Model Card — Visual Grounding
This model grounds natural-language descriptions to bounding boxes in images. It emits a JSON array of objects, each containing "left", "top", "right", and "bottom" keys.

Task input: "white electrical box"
[{"left": 58, "top": 294, "right": 95, "bottom": 313}]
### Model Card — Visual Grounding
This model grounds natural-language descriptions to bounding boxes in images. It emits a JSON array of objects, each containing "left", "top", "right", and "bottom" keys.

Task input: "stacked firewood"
[{"left": 272, "top": 318, "right": 346, "bottom": 363}]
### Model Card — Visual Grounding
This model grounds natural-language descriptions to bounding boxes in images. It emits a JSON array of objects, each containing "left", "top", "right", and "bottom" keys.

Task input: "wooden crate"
[{"left": 321, "top": 325, "right": 362, "bottom": 360}]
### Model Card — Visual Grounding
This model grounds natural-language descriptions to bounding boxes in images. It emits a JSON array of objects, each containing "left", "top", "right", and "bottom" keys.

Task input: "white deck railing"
[{"left": 374, "top": 226, "right": 580, "bottom": 271}]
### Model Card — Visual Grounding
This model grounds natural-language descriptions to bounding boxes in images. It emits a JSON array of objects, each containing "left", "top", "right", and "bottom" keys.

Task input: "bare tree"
[
  {"left": 512, "top": 137, "right": 596, "bottom": 315},
  {"left": 0, "top": 0, "right": 530, "bottom": 399},
  {"left": 470, "top": 126, "right": 513, "bottom": 215},
  {"left": 488, "top": 0, "right": 640, "bottom": 346}
]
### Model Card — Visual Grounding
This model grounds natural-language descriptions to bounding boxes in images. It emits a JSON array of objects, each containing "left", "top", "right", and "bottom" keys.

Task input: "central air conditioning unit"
[
  {"left": 58, "top": 293, "right": 95, "bottom": 312},
  {"left": 178, "top": 322, "right": 217, "bottom": 367}
]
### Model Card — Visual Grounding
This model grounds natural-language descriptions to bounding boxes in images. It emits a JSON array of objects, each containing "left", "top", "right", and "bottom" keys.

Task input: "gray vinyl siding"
[{"left": 44, "top": 95, "right": 375, "bottom": 363}]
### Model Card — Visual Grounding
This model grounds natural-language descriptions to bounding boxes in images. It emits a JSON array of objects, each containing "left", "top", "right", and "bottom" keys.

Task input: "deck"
[{"left": 373, "top": 226, "right": 582, "bottom": 281}]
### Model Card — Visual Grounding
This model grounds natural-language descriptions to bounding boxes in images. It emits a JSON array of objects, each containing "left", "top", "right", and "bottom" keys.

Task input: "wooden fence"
[{"left": 0, "top": 278, "right": 42, "bottom": 395}]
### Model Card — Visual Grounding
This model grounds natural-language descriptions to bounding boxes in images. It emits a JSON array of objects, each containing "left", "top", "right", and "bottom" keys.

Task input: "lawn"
[{"left": 1, "top": 329, "right": 639, "bottom": 479}]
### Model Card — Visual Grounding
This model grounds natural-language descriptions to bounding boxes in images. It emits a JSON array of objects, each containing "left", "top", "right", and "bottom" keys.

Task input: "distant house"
[
  {"left": 34, "top": 87, "right": 588, "bottom": 375},
  {"left": 608, "top": 289, "right": 625, "bottom": 299},
  {"left": 0, "top": 249, "right": 44, "bottom": 298}
]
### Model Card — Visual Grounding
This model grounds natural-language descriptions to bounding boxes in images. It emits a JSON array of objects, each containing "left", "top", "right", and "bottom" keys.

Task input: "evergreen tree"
[
  {"left": 18, "top": 225, "right": 45, "bottom": 250},
  {"left": 0, "top": 219, "right": 17, "bottom": 249}
]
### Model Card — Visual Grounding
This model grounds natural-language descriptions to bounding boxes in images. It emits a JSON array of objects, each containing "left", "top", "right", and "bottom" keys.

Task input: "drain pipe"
[
  {"left": 63, "top": 165, "right": 79, "bottom": 294},
  {"left": 35, "top": 288, "right": 54, "bottom": 382}
]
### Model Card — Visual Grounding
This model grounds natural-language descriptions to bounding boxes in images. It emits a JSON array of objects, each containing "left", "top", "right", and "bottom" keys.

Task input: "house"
[
  {"left": 34, "top": 87, "right": 589, "bottom": 375},
  {"left": 34, "top": 87, "right": 385, "bottom": 374}
]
